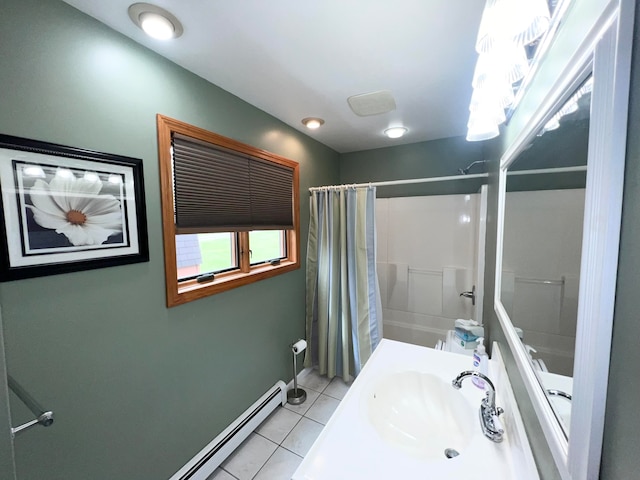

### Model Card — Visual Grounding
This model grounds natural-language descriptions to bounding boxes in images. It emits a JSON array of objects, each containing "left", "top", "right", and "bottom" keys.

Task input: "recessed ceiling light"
[
  {"left": 302, "top": 117, "right": 325, "bottom": 130},
  {"left": 384, "top": 127, "right": 408, "bottom": 139},
  {"left": 128, "top": 3, "right": 184, "bottom": 40}
]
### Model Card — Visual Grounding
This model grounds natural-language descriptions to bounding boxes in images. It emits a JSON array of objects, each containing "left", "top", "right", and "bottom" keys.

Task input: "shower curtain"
[{"left": 304, "top": 186, "right": 382, "bottom": 380}]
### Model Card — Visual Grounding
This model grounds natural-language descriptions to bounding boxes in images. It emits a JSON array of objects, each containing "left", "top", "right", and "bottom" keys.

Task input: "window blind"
[{"left": 172, "top": 134, "right": 294, "bottom": 233}]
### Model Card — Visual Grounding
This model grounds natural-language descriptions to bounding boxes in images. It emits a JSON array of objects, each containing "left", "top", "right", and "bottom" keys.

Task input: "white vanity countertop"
[{"left": 292, "top": 339, "right": 538, "bottom": 480}]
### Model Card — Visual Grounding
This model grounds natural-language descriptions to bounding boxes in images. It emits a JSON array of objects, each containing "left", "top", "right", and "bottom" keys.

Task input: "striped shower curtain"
[{"left": 304, "top": 186, "right": 382, "bottom": 380}]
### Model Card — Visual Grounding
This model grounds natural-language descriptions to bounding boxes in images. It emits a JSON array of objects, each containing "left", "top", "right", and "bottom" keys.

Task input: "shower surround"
[{"left": 376, "top": 192, "right": 486, "bottom": 348}]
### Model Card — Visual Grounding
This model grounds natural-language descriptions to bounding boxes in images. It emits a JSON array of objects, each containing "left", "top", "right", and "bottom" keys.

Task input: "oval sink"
[{"left": 364, "top": 371, "right": 476, "bottom": 459}]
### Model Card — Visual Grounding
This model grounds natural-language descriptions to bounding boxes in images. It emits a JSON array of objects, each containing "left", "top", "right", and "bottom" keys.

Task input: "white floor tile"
[
  {"left": 221, "top": 433, "right": 277, "bottom": 480},
  {"left": 207, "top": 468, "right": 237, "bottom": 480},
  {"left": 253, "top": 447, "right": 303, "bottom": 480},
  {"left": 281, "top": 417, "right": 324, "bottom": 457},
  {"left": 304, "top": 394, "right": 340, "bottom": 425},
  {"left": 283, "top": 388, "right": 320, "bottom": 415},
  {"left": 298, "top": 369, "right": 331, "bottom": 393},
  {"left": 256, "top": 407, "right": 302, "bottom": 444},
  {"left": 322, "top": 376, "right": 352, "bottom": 400}
]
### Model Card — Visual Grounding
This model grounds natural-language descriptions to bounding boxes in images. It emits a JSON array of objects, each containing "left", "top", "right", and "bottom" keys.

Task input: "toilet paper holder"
[{"left": 288, "top": 339, "right": 307, "bottom": 405}]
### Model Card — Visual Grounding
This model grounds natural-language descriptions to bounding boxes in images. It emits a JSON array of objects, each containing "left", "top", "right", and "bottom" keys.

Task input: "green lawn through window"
[
  {"left": 197, "top": 231, "right": 284, "bottom": 273},
  {"left": 198, "top": 233, "right": 235, "bottom": 273}
]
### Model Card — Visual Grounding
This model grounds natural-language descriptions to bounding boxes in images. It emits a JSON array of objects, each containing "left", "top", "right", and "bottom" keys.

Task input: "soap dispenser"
[{"left": 472, "top": 337, "right": 488, "bottom": 389}]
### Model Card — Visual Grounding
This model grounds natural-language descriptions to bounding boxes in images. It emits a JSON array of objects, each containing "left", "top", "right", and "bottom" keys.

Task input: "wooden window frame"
[{"left": 157, "top": 114, "right": 300, "bottom": 307}]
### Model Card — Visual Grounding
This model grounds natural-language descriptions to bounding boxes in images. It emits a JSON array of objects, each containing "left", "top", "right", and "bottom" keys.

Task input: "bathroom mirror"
[
  {"left": 494, "top": 2, "right": 633, "bottom": 478},
  {"left": 501, "top": 75, "right": 590, "bottom": 437}
]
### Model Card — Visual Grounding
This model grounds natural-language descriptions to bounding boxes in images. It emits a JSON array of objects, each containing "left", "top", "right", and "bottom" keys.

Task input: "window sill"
[{"left": 168, "top": 260, "right": 299, "bottom": 307}]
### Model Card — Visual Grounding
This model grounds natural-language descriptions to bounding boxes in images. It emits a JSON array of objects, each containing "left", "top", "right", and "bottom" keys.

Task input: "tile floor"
[{"left": 207, "top": 369, "right": 352, "bottom": 480}]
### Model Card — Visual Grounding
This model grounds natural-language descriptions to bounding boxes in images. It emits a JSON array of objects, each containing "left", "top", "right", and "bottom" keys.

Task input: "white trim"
[
  {"left": 474, "top": 185, "right": 488, "bottom": 325},
  {"left": 570, "top": 1, "right": 633, "bottom": 475},
  {"left": 493, "top": 2, "right": 633, "bottom": 478}
]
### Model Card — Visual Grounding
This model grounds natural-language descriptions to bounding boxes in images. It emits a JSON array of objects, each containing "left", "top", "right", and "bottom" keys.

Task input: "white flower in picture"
[{"left": 27, "top": 168, "right": 123, "bottom": 246}]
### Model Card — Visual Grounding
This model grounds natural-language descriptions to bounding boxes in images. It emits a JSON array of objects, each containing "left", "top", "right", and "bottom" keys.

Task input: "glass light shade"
[
  {"left": 469, "top": 89, "right": 506, "bottom": 125},
  {"left": 140, "top": 12, "right": 175, "bottom": 40},
  {"left": 475, "top": 0, "right": 502, "bottom": 54},
  {"left": 509, "top": 0, "right": 551, "bottom": 48},
  {"left": 471, "top": 76, "right": 515, "bottom": 110},
  {"left": 468, "top": 108, "right": 502, "bottom": 127},
  {"left": 473, "top": 46, "right": 529, "bottom": 87},
  {"left": 466, "top": 116, "right": 500, "bottom": 141},
  {"left": 476, "top": 0, "right": 550, "bottom": 53}
]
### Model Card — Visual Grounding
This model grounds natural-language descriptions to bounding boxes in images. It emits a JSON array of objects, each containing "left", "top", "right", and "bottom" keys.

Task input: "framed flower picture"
[{"left": 0, "top": 134, "right": 149, "bottom": 281}]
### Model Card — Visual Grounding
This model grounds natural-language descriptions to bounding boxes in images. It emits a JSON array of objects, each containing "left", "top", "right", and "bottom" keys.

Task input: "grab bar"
[
  {"left": 515, "top": 276, "right": 564, "bottom": 286},
  {"left": 8, "top": 375, "right": 54, "bottom": 436},
  {"left": 546, "top": 389, "right": 572, "bottom": 402},
  {"left": 408, "top": 267, "right": 442, "bottom": 276}
]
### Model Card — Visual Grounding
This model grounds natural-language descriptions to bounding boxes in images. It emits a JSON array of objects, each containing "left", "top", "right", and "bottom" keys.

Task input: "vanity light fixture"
[
  {"left": 128, "top": 3, "right": 184, "bottom": 40},
  {"left": 384, "top": 127, "right": 408, "bottom": 139},
  {"left": 302, "top": 117, "right": 325, "bottom": 129},
  {"left": 466, "top": 0, "right": 553, "bottom": 142}
]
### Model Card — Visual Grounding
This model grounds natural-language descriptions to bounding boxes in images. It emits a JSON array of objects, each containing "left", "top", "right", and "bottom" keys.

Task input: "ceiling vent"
[{"left": 347, "top": 90, "right": 396, "bottom": 117}]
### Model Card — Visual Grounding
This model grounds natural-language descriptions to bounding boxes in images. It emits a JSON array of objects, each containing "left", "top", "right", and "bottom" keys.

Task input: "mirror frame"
[{"left": 494, "top": 1, "right": 634, "bottom": 478}]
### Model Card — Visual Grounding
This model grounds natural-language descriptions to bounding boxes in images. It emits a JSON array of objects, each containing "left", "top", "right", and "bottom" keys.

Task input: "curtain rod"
[
  {"left": 308, "top": 165, "right": 587, "bottom": 192},
  {"left": 308, "top": 173, "right": 488, "bottom": 192}
]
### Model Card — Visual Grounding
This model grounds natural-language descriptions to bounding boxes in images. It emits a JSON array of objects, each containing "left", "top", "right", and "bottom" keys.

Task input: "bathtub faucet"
[{"left": 452, "top": 371, "right": 504, "bottom": 443}]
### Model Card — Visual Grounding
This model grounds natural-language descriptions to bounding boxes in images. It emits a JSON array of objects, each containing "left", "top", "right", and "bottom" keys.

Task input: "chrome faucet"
[{"left": 452, "top": 371, "right": 504, "bottom": 443}]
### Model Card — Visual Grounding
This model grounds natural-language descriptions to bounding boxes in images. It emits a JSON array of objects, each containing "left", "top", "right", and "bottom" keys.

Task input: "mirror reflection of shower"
[
  {"left": 458, "top": 160, "right": 487, "bottom": 175},
  {"left": 500, "top": 73, "right": 592, "bottom": 438}
]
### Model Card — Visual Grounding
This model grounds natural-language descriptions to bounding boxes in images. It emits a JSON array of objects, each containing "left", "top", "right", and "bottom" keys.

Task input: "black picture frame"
[{"left": 0, "top": 134, "right": 149, "bottom": 281}]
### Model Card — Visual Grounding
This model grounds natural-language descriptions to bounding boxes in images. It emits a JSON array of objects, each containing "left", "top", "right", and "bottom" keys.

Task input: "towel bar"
[{"left": 8, "top": 375, "right": 54, "bottom": 437}]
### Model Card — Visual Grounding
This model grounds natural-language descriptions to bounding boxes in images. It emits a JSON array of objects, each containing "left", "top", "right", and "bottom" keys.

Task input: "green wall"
[
  {"left": 0, "top": 1, "right": 339, "bottom": 479},
  {"left": 340, "top": 136, "right": 485, "bottom": 196}
]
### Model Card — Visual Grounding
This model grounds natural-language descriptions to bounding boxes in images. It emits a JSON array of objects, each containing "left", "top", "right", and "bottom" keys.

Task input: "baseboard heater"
[{"left": 169, "top": 380, "right": 288, "bottom": 480}]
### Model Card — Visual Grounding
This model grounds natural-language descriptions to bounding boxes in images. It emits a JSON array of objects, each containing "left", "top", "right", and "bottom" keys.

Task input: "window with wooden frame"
[{"left": 156, "top": 114, "right": 300, "bottom": 307}]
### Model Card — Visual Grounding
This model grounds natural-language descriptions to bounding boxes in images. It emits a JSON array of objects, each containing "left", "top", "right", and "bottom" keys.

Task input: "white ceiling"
[{"left": 62, "top": 0, "right": 485, "bottom": 153}]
